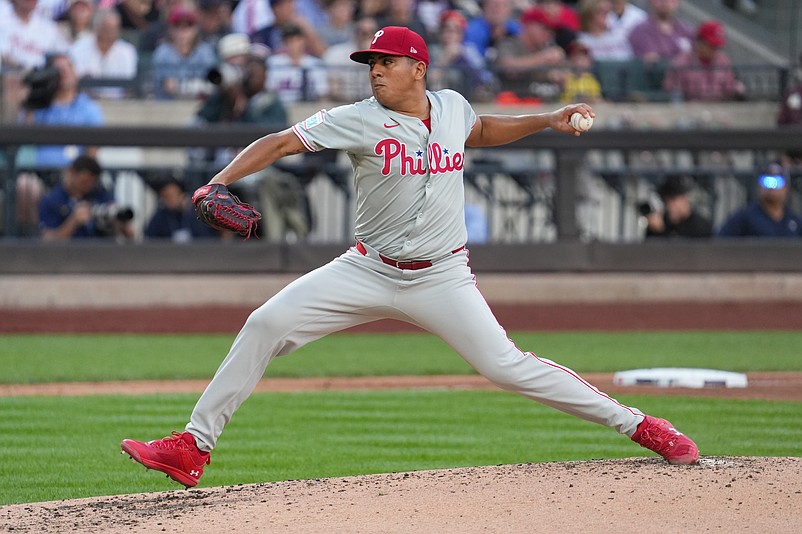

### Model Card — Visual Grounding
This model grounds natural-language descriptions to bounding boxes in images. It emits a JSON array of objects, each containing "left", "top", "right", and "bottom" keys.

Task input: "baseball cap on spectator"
[
  {"left": 697, "top": 20, "right": 725, "bottom": 48},
  {"left": 168, "top": 7, "right": 198, "bottom": 26},
  {"left": 218, "top": 33, "right": 250, "bottom": 60},
  {"left": 440, "top": 10, "right": 468, "bottom": 30},
  {"left": 521, "top": 7, "right": 553, "bottom": 28},
  {"left": 350, "top": 26, "right": 430, "bottom": 66},
  {"left": 757, "top": 163, "right": 788, "bottom": 190}
]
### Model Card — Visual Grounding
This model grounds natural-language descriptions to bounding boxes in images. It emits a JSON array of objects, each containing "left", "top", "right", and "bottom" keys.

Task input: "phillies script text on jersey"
[{"left": 375, "top": 139, "right": 464, "bottom": 175}]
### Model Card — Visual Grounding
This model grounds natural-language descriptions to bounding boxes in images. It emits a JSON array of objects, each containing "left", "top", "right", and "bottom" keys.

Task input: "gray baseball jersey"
[
  {"left": 293, "top": 89, "right": 473, "bottom": 260},
  {"left": 186, "top": 90, "right": 645, "bottom": 452}
]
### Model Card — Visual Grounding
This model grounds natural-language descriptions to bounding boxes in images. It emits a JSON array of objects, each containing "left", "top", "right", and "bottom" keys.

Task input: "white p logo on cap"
[{"left": 371, "top": 29, "right": 384, "bottom": 45}]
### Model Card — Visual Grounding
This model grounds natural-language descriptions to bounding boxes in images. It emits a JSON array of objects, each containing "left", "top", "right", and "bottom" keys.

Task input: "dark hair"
[
  {"left": 281, "top": 23, "right": 304, "bottom": 39},
  {"left": 157, "top": 176, "right": 186, "bottom": 193},
  {"left": 69, "top": 155, "right": 102, "bottom": 177},
  {"left": 657, "top": 174, "right": 693, "bottom": 199}
]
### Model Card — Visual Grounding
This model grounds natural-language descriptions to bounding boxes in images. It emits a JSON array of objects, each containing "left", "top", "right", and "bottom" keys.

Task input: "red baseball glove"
[{"left": 192, "top": 183, "right": 261, "bottom": 239}]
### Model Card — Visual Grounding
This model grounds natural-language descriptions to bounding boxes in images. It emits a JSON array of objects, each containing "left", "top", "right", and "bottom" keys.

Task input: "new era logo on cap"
[{"left": 350, "top": 26, "right": 430, "bottom": 66}]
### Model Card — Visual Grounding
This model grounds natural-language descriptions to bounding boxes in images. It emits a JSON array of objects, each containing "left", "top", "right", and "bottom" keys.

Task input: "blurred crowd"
[
  {"left": 0, "top": 0, "right": 783, "bottom": 108},
  {"left": 1, "top": 0, "right": 800, "bottom": 243}
]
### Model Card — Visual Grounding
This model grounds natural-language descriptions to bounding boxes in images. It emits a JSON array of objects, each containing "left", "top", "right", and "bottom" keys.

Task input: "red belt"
[{"left": 356, "top": 241, "right": 464, "bottom": 270}]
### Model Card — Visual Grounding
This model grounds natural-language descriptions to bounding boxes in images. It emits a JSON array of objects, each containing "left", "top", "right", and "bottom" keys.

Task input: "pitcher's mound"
[{"left": 4, "top": 457, "right": 800, "bottom": 533}]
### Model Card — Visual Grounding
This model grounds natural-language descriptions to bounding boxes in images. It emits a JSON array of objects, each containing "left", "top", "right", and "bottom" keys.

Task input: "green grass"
[
  {"left": 1, "top": 330, "right": 800, "bottom": 506},
  {"left": 1, "top": 331, "right": 801, "bottom": 384},
  {"left": 1, "top": 390, "right": 800, "bottom": 505}
]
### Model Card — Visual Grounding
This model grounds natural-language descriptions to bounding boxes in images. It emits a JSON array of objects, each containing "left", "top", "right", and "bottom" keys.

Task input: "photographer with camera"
[
  {"left": 38, "top": 154, "right": 134, "bottom": 241},
  {"left": 642, "top": 173, "right": 712, "bottom": 239},
  {"left": 192, "top": 37, "right": 314, "bottom": 242},
  {"left": 20, "top": 53, "right": 104, "bottom": 168}
]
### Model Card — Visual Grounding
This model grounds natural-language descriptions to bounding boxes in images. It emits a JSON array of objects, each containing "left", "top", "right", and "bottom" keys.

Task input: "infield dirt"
[{"left": 2, "top": 457, "right": 800, "bottom": 533}]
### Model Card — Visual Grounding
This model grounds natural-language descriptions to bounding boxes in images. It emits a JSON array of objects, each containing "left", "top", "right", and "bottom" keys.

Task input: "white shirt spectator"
[
  {"left": 0, "top": 4, "right": 69, "bottom": 68},
  {"left": 69, "top": 34, "right": 137, "bottom": 78},
  {"left": 68, "top": 8, "right": 137, "bottom": 98},
  {"left": 607, "top": 0, "right": 647, "bottom": 37},
  {"left": 578, "top": 30, "right": 634, "bottom": 61}
]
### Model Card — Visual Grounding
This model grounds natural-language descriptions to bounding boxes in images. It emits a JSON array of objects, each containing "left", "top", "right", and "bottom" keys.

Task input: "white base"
[{"left": 613, "top": 367, "right": 748, "bottom": 389}]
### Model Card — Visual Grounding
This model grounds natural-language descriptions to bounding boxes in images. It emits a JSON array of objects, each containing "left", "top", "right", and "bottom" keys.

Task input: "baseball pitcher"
[{"left": 122, "top": 27, "right": 698, "bottom": 488}]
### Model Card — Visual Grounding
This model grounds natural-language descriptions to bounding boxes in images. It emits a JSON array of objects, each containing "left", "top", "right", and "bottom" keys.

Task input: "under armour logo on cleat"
[{"left": 190, "top": 470, "right": 200, "bottom": 476}]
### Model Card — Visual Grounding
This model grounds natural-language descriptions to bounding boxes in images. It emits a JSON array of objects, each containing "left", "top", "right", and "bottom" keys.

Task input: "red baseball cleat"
[
  {"left": 121, "top": 431, "right": 210, "bottom": 488},
  {"left": 631, "top": 415, "right": 699, "bottom": 465}
]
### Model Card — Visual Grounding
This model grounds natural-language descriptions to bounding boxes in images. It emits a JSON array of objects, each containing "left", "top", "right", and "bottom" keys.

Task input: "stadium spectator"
[
  {"left": 69, "top": 8, "right": 139, "bottom": 98},
  {"left": 464, "top": 0, "right": 521, "bottom": 61},
  {"left": 606, "top": 0, "right": 646, "bottom": 36},
  {"left": 145, "top": 177, "right": 220, "bottom": 241},
  {"left": 191, "top": 39, "right": 286, "bottom": 168},
  {"left": 322, "top": 15, "right": 378, "bottom": 102},
  {"left": 378, "top": 0, "right": 430, "bottom": 42},
  {"left": 662, "top": 20, "right": 745, "bottom": 102},
  {"left": 196, "top": 0, "right": 233, "bottom": 50},
  {"left": 357, "top": 0, "right": 388, "bottom": 20},
  {"left": 627, "top": 0, "right": 693, "bottom": 64},
  {"left": 38, "top": 154, "right": 134, "bottom": 241},
  {"left": 150, "top": 5, "right": 217, "bottom": 99},
  {"left": 496, "top": 6, "right": 567, "bottom": 99},
  {"left": 415, "top": 0, "right": 450, "bottom": 38},
  {"left": 250, "top": 0, "right": 326, "bottom": 57},
  {"left": 427, "top": 9, "right": 495, "bottom": 101},
  {"left": 538, "top": 0, "right": 581, "bottom": 33},
  {"left": 116, "top": 0, "right": 160, "bottom": 33},
  {"left": 57, "top": 0, "right": 96, "bottom": 44},
  {"left": 20, "top": 53, "right": 104, "bottom": 169},
  {"left": 577, "top": 0, "right": 634, "bottom": 61},
  {"left": 0, "top": 0, "right": 69, "bottom": 69},
  {"left": 317, "top": 0, "right": 356, "bottom": 46},
  {"left": 266, "top": 24, "right": 328, "bottom": 103},
  {"left": 643, "top": 173, "right": 712, "bottom": 238},
  {"left": 717, "top": 163, "right": 802, "bottom": 238},
  {"left": 558, "top": 39, "right": 603, "bottom": 102}
]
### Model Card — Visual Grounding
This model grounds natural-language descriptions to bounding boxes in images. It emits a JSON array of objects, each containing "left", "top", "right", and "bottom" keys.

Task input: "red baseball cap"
[
  {"left": 168, "top": 7, "right": 198, "bottom": 26},
  {"left": 350, "top": 26, "right": 429, "bottom": 66},
  {"left": 697, "top": 20, "right": 725, "bottom": 48},
  {"left": 520, "top": 7, "right": 552, "bottom": 28}
]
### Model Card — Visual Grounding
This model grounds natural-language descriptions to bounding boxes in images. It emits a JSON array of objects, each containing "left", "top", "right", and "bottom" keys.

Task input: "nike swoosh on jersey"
[{"left": 383, "top": 123, "right": 399, "bottom": 128}]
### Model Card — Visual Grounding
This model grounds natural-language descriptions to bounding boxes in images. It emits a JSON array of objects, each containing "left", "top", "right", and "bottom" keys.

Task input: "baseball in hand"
[{"left": 570, "top": 112, "right": 593, "bottom": 132}]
